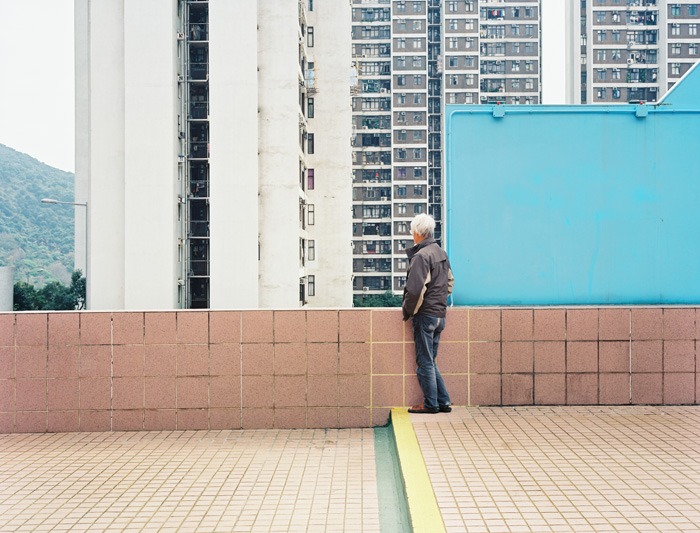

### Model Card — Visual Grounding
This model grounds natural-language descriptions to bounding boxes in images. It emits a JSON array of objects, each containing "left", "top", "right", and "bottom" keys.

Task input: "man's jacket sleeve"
[{"left": 402, "top": 254, "right": 430, "bottom": 321}]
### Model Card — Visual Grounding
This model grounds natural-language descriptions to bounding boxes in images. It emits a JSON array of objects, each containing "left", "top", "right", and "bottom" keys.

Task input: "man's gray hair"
[{"left": 410, "top": 213, "right": 436, "bottom": 237}]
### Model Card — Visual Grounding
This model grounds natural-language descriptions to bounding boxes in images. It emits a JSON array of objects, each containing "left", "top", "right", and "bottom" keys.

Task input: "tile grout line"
[{"left": 390, "top": 407, "right": 446, "bottom": 533}]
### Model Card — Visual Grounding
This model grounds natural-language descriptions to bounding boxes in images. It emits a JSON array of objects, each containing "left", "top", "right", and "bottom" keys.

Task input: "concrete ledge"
[{"left": 0, "top": 306, "right": 698, "bottom": 433}]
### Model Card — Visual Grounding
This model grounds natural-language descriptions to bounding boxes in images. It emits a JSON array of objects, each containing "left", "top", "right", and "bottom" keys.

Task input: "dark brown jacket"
[{"left": 402, "top": 238, "right": 454, "bottom": 321}]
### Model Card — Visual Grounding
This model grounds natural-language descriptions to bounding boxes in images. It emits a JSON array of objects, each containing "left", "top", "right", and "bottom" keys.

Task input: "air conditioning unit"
[
  {"left": 177, "top": 32, "right": 185, "bottom": 40},
  {"left": 627, "top": 58, "right": 635, "bottom": 64},
  {"left": 381, "top": 196, "right": 389, "bottom": 201},
  {"left": 177, "top": 74, "right": 184, "bottom": 82}
]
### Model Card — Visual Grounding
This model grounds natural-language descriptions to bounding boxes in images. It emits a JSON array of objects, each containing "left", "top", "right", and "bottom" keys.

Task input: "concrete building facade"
[
  {"left": 75, "top": 0, "right": 352, "bottom": 310},
  {"left": 580, "top": 0, "right": 700, "bottom": 104},
  {"left": 350, "top": 0, "right": 543, "bottom": 298}
]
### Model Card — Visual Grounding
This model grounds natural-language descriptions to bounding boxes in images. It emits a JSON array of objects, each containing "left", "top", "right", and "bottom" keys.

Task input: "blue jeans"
[{"left": 412, "top": 314, "right": 451, "bottom": 410}]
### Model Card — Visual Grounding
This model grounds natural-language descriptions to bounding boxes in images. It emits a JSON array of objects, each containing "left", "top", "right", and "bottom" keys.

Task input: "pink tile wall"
[{"left": 0, "top": 307, "right": 698, "bottom": 433}]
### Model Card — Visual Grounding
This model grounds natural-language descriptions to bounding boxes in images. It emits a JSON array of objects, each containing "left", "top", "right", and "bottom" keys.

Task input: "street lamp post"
[{"left": 41, "top": 198, "right": 89, "bottom": 309}]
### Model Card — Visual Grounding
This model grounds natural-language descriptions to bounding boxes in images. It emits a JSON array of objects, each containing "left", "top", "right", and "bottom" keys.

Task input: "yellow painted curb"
[{"left": 391, "top": 408, "right": 446, "bottom": 533}]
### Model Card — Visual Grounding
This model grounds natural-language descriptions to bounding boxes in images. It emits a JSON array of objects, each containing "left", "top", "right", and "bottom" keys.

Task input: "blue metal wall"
[{"left": 445, "top": 64, "right": 700, "bottom": 305}]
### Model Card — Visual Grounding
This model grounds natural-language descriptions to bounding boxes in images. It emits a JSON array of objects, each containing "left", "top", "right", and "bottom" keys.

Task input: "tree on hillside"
[
  {"left": 13, "top": 270, "right": 86, "bottom": 311},
  {"left": 353, "top": 290, "right": 403, "bottom": 308}
]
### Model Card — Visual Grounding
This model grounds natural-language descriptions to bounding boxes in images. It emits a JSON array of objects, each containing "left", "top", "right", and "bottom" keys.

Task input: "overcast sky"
[
  {"left": 0, "top": 1, "right": 74, "bottom": 172},
  {"left": 0, "top": 1, "right": 566, "bottom": 175}
]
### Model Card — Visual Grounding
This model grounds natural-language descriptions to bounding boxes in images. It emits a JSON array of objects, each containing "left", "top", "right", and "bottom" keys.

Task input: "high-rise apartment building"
[
  {"left": 75, "top": 0, "right": 352, "bottom": 310},
  {"left": 351, "top": 0, "right": 542, "bottom": 298},
  {"left": 580, "top": 0, "right": 700, "bottom": 104}
]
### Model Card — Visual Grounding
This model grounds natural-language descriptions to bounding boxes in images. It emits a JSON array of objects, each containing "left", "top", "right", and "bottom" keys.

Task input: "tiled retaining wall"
[{"left": 0, "top": 307, "right": 698, "bottom": 433}]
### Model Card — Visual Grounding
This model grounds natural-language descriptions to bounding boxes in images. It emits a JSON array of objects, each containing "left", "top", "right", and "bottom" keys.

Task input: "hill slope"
[{"left": 0, "top": 144, "right": 74, "bottom": 285}]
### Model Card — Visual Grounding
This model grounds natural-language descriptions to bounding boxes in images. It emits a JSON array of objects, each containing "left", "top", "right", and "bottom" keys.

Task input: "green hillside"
[{"left": 0, "top": 144, "right": 74, "bottom": 286}]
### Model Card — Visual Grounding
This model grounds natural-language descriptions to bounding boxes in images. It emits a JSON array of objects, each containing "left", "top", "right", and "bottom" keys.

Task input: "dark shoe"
[
  {"left": 408, "top": 404, "right": 439, "bottom": 414},
  {"left": 439, "top": 405, "right": 452, "bottom": 413}
]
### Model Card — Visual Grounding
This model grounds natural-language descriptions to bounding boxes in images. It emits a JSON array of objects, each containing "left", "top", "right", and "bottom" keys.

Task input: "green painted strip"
[
  {"left": 374, "top": 426, "right": 412, "bottom": 533},
  {"left": 391, "top": 408, "right": 446, "bottom": 533}
]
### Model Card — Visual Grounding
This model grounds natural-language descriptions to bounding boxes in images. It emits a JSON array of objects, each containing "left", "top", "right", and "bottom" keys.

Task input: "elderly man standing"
[{"left": 403, "top": 214, "right": 455, "bottom": 414}]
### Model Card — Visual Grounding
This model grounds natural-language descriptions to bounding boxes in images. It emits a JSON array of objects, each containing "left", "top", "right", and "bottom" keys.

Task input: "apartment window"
[
  {"left": 512, "top": 60, "right": 520, "bottom": 72},
  {"left": 512, "top": 79, "right": 520, "bottom": 89},
  {"left": 308, "top": 204, "right": 315, "bottom": 225},
  {"left": 690, "top": 5, "right": 698, "bottom": 16},
  {"left": 465, "top": 56, "right": 475, "bottom": 67},
  {"left": 412, "top": 56, "right": 422, "bottom": 68},
  {"left": 671, "top": 4, "right": 681, "bottom": 16},
  {"left": 598, "top": 69, "right": 606, "bottom": 81},
  {"left": 397, "top": 111, "right": 406, "bottom": 122},
  {"left": 612, "top": 68, "right": 621, "bottom": 80},
  {"left": 465, "top": 93, "right": 474, "bottom": 104},
  {"left": 597, "top": 30, "right": 606, "bottom": 42},
  {"left": 413, "top": 75, "right": 422, "bottom": 85},
  {"left": 397, "top": 130, "right": 407, "bottom": 141},
  {"left": 398, "top": 93, "right": 406, "bottom": 104},
  {"left": 413, "top": 39, "right": 421, "bottom": 49},
  {"left": 672, "top": 43, "right": 682, "bottom": 55},
  {"left": 512, "top": 42, "right": 520, "bottom": 54},
  {"left": 397, "top": 56, "right": 406, "bottom": 68},
  {"left": 596, "top": 12, "right": 605, "bottom": 23},
  {"left": 525, "top": 24, "right": 534, "bottom": 36},
  {"left": 525, "top": 60, "right": 533, "bottom": 72},
  {"left": 307, "top": 98, "right": 314, "bottom": 118},
  {"left": 612, "top": 30, "right": 620, "bottom": 42},
  {"left": 413, "top": 1, "right": 420, "bottom": 12},
  {"left": 466, "top": 74, "right": 475, "bottom": 85},
  {"left": 413, "top": 130, "right": 421, "bottom": 141},
  {"left": 397, "top": 149, "right": 407, "bottom": 160},
  {"left": 449, "top": 19, "right": 458, "bottom": 30},
  {"left": 672, "top": 63, "right": 681, "bottom": 75},
  {"left": 512, "top": 25, "right": 520, "bottom": 36},
  {"left": 448, "top": 1, "right": 457, "bottom": 13},
  {"left": 612, "top": 49, "right": 621, "bottom": 60},
  {"left": 413, "top": 93, "right": 422, "bottom": 104},
  {"left": 398, "top": 204, "right": 407, "bottom": 214},
  {"left": 450, "top": 75, "right": 458, "bottom": 86},
  {"left": 413, "top": 20, "right": 422, "bottom": 31},
  {"left": 397, "top": 75, "right": 406, "bottom": 86},
  {"left": 525, "top": 78, "right": 534, "bottom": 90},
  {"left": 413, "top": 185, "right": 423, "bottom": 195},
  {"left": 613, "top": 88, "right": 621, "bottom": 100},
  {"left": 398, "top": 20, "right": 407, "bottom": 31},
  {"left": 525, "top": 7, "right": 532, "bottom": 17},
  {"left": 448, "top": 92, "right": 457, "bottom": 104},
  {"left": 397, "top": 186, "right": 407, "bottom": 197},
  {"left": 525, "top": 42, "right": 534, "bottom": 53},
  {"left": 308, "top": 240, "right": 315, "bottom": 261},
  {"left": 414, "top": 204, "right": 423, "bottom": 214},
  {"left": 307, "top": 168, "right": 315, "bottom": 190},
  {"left": 307, "top": 275, "right": 315, "bottom": 297},
  {"left": 597, "top": 88, "right": 606, "bottom": 99},
  {"left": 397, "top": 167, "right": 407, "bottom": 178},
  {"left": 413, "top": 148, "right": 421, "bottom": 159},
  {"left": 397, "top": 1, "right": 406, "bottom": 13},
  {"left": 449, "top": 56, "right": 458, "bottom": 67},
  {"left": 307, "top": 133, "right": 314, "bottom": 154},
  {"left": 596, "top": 49, "right": 607, "bottom": 61},
  {"left": 397, "top": 258, "right": 408, "bottom": 270},
  {"left": 690, "top": 24, "right": 698, "bottom": 36},
  {"left": 671, "top": 24, "right": 681, "bottom": 36},
  {"left": 690, "top": 43, "right": 698, "bottom": 55},
  {"left": 449, "top": 37, "right": 458, "bottom": 49},
  {"left": 414, "top": 167, "right": 423, "bottom": 178},
  {"left": 307, "top": 27, "right": 314, "bottom": 47},
  {"left": 465, "top": 19, "right": 474, "bottom": 30},
  {"left": 397, "top": 38, "right": 406, "bottom": 49}
]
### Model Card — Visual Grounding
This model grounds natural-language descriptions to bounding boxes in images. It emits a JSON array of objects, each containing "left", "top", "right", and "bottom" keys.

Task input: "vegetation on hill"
[
  {"left": 14, "top": 270, "right": 86, "bottom": 311},
  {"left": 353, "top": 290, "right": 403, "bottom": 307},
  {"left": 0, "top": 144, "right": 74, "bottom": 286}
]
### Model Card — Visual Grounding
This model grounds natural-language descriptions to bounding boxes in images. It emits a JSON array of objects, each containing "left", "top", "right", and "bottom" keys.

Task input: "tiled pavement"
[
  {"left": 1, "top": 407, "right": 700, "bottom": 532},
  {"left": 411, "top": 406, "right": 700, "bottom": 532},
  {"left": 0, "top": 429, "right": 379, "bottom": 532}
]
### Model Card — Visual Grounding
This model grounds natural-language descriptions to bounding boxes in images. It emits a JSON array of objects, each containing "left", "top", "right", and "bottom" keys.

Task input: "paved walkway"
[
  {"left": 411, "top": 406, "right": 700, "bottom": 532},
  {"left": 0, "top": 429, "right": 379, "bottom": 532},
  {"left": 1, "top": 407, "right": 699, "bottom": 532}
]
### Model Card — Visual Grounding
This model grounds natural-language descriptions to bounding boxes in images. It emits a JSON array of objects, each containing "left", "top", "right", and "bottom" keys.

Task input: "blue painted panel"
[{"left": 445, "top": 65, "right": 700, "bottom": 305}]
